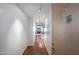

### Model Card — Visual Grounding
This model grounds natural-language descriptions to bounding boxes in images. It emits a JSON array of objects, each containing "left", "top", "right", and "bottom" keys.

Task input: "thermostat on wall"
[{"left": 66, "top": 15, "right": 72, "bottom": 23}]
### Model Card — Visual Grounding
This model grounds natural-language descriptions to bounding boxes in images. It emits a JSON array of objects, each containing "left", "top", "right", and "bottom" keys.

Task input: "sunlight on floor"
[{"left": 39, "top": 43, "right": 43, "bottom": 48}]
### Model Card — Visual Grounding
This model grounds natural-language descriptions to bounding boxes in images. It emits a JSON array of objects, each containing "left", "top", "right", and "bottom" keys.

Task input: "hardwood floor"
[{"left": 23, "top": 38, "right": 48, "bottom": 55}]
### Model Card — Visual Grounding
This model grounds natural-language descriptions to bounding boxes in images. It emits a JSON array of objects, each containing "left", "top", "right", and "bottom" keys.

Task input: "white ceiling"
[{"left": 16, "top": 3, "right": 51, "bottom": 18}]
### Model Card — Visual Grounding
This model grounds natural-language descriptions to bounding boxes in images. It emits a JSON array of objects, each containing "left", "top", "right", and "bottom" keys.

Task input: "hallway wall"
[
  {"left": 27, "top": 17, "right": 33, "bottom": 46},
  {"left": 0, "top": 4, "right": 29, "bottom": 55},
  {"left": 43, "top": 4, "right": 52, "bottom": 55},
  {"left": 52, "top": 4, "right": 79, "bottom": 54}
]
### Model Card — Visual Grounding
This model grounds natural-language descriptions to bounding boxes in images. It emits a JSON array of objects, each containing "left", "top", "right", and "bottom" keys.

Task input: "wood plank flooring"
[{"left": 23, "top": 38, "right": 48, "bottom": 55}]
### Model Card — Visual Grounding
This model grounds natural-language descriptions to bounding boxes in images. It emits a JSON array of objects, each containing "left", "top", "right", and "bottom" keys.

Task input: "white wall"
[
  {"left": 43, "top": 4, "right": 52, "bottom": 55},
  {"left": 52, "top": 4, "right": 79, "bottom": 54},
  {"left": 27, "top": 17, "right": 33, "bottom": 46},
  {"left": 0, "top": 4, "right": 28, "bottom": 55}
]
